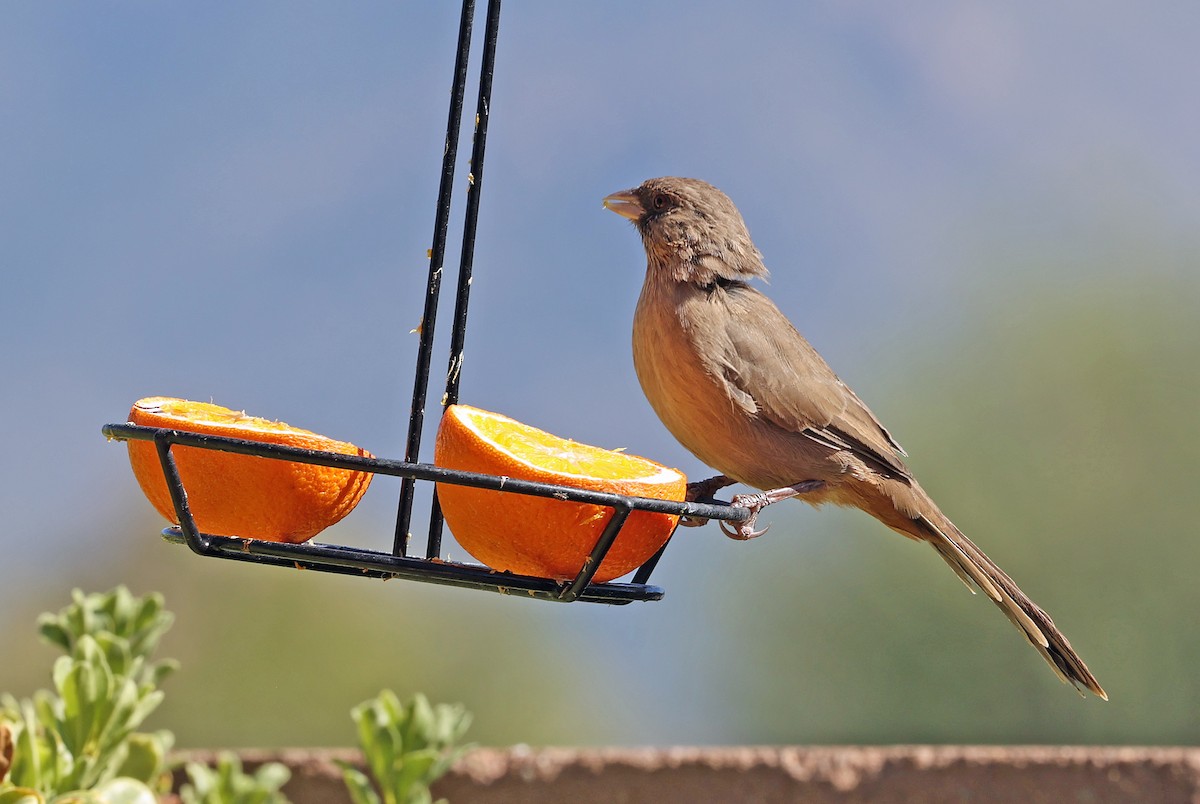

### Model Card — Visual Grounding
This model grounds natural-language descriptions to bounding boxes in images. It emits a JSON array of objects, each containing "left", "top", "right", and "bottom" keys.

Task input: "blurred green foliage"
[
  {"left": 179, "top": 752, "right": 290, "bottom": 804},
  {"left": 1, "top": 274, "right": 1197, "bottom": 749},
  {"left": 339, "top": 691, "right": 471, "bottom": 804},
  {"left": 0, "top": 589, "right": 174, "bottom": 803}
]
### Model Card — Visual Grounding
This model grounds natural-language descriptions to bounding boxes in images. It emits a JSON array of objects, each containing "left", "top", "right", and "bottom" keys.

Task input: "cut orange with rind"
[
  {"left": 433, "top": 404, "right": 686, "bottom": 583},
  {"left": 126, "top": 397, "right": 373, "bottom": 543}
]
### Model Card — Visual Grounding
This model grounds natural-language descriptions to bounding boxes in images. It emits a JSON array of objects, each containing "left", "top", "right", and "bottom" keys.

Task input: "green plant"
[
  {"left": 0, "top": 588, "right": 175, "bottom": 803},
  {"left": 179, "top": 752, "right": 290, "bottom": 804},
  {"left": 3, "top": 588, "right": 476, "bottom": 803},
  {"left": 338, "top": 692, "right": 472, "bottom": 804},
  {"left": 37, "top": 588, "right": 177, "bottom": 688}
]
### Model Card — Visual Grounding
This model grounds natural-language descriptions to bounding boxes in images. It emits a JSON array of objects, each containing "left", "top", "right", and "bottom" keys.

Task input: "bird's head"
[{"left": 604, "top": 176, "right": 768, "bottom": 286}]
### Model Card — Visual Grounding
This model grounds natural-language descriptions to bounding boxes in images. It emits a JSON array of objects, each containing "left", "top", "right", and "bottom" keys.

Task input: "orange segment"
[
  {"left": 433, "top": 404, "right": 685, "bottom": 582},
  {"left": 126, "top": 397, "right": 373, "bottom": 543}
]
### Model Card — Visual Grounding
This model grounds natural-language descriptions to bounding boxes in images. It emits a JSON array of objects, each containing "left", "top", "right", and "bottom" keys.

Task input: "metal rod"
[
  {"left": 154, "top": 434, "right": 209, "bottom": 555},
  {"left": 428, "top": 0, "right": 504, "bottom": 559},
  {"left": 441, "top": 0, "right": 501, "bottom": 409},
  {"left": 395, "top": 0, "right": 477, "bottom": 557},
  {"left": 105, "top": 423, "right": 746, "bottom": 522},
  {"left": 159, "top": 529, "right": 663, "bottom": 605},
  {"left": 558, "top": 504, "right": 631, "bottom": 602}
]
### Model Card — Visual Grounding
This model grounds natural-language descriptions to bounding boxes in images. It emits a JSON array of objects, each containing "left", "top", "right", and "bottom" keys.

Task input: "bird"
[{"left": 603, "top": 176, "right": 1106, "bottom": 699}]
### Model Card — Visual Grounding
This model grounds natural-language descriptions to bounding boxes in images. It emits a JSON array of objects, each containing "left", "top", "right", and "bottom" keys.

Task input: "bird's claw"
[
  {"left": 718, "top": 492, "right": 774, "bottom": 540},
  {"left": 718, "top": 517, "right": 770, "bottom": 540}
]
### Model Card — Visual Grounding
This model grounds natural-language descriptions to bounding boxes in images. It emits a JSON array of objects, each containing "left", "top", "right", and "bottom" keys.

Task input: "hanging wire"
[
  {"left": 394, "top": 0, "right": 478, "bottom": 557},
  {"left": 426, "top": 0, "right": 503, "bottom": 559}
]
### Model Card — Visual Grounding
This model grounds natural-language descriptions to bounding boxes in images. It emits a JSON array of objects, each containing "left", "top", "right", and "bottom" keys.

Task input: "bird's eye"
[{"left": 652, "top": 193, "right": 669, "bottom": 211}]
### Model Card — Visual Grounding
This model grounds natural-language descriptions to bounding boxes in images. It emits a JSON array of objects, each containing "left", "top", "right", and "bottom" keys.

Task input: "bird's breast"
[
  {"left": 632, "top": 281, "right": 816, "bottom": 488},
  {"left": 632, "top": 286, "right": 720, "bottom": 453}
]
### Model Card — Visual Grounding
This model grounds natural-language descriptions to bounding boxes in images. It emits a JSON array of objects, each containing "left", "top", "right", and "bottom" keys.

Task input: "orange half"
[
  {"left": 433, "top": 404, "right": 686, "bottom": 582},
  {"left": 126, "top": 397, "right": 372, "bottom": 543}
]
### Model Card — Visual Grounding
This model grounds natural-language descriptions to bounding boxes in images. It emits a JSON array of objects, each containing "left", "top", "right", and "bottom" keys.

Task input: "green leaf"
[
  {"left": 91, "top": 679, "right": 138, "bottom": 760},
  {"left": 110, "top": 733, "right": 169, "bottom": 787},
  {"left": 390, "top": 749, "right": 438, "bottom": 803},
  {"left": 251, "top": 762, "right": 291, "bottom": 795},
  {"left": 335, "top": 765, "right": 380, "bottom": 804},
  {"left": 106, "top": 590, "right": 136, "bottom": 637},
  {"left": 178, "top": 753, "right": 290, "bottom": 804},
  {"left": 36, "top": 622, "right": 70, "bottom": 654},
  {"left": 56, "top": 650, "right": 109, "bottom": 767},
  {"left": 91, "top": 638, "right": 130, "bottom": 683},
  {"left": 179, "top": 761, "right": 212, "bottom": 802},
  {"left": 350, "top": 702, "right": 393, "bottom": 790},
  {"left": 49, "top": 659, "right": 71, "bottom": 705},
  {"left": 82, "top": 778, "right": 157, "bottom": 804},
  {"left": 142, "top": 660, "right": 178, "bottom": 689},
  {"left": 433, "top": 708, "right": 468, "bottom": 759},
  {"left": 400, "top": 696, "right": 433, "bottom": 755},
  {"left": 0, "top": 788, "right": 45, "bottom": 804},
  {"left": 344, "top": 692, "right": 471, "bottom": 804},
  {"left": 12, "top": 699, "right": 50, "bottom": 791}
]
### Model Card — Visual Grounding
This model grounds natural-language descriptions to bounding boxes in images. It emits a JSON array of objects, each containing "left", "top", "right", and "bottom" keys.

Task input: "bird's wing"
[{"left": 712, "top": 283, "right": 912, "bottom": 481}]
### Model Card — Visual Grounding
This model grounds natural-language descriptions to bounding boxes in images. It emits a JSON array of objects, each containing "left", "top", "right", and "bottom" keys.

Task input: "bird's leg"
[
  {"left": 720, "top": 480, "right": 826, "bottom": 541},
  {"left": 679, "top": 474, "right": 739, "bottom": 528}
]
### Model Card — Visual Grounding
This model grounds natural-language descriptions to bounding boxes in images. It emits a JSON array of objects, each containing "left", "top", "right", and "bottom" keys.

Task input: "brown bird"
[{"left": 603, "top": 176, "right": 1106, "bottom": 699}]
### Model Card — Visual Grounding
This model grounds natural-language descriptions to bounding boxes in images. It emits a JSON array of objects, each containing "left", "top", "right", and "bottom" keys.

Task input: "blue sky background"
[{"left": 3, "top": 3, "right": 1199, "bottom": 747}]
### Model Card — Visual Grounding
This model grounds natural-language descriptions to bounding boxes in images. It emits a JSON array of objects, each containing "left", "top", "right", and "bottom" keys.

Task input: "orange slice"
[
  {"left": 126, "top": 397, "right": 373, "bottom": 543},
  {"left": 433, "top": 404, "right": 686, "bottom": 582}
]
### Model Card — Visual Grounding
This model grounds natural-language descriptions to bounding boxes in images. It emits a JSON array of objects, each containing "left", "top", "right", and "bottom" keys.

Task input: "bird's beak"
[{"left": 603, "top": 190, "right": 643, "bottom": 222}]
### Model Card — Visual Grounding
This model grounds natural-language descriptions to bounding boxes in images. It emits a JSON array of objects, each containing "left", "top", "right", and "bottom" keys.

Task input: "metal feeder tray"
[{"left": 101, "top": 0, "right": 749, "bottom": 606}]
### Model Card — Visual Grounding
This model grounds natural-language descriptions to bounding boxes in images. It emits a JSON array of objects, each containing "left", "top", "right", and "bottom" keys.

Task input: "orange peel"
[
  {"left": 433, "top": 404, "right": 685, "bottom": 582},
  {"left": 126, "top": 396, "right": 372, "bottom": 543}
]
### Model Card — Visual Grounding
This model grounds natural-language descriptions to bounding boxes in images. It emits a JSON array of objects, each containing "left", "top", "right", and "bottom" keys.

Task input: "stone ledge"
[{"left": 174, "top": 746, "right": 1200, "bottom": 804}]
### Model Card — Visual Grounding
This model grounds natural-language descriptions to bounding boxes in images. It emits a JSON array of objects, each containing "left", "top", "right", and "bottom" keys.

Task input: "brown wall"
[{"left": 175, "top": 746, "right": 1200, "bottom": 803}]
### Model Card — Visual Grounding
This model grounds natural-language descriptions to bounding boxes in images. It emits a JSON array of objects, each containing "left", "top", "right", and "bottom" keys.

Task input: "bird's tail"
[{"left": 894, "top": 489, "right": 1107, "bottom": 700}]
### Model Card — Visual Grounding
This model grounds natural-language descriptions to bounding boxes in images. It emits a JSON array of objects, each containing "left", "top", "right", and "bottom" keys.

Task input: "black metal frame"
[
  {"left": 100, "top": 423, "right": 744, "bottom": 604},
  {"left": 100, "top": 0, "right": 747, "bottom": 605}
]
